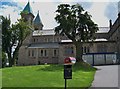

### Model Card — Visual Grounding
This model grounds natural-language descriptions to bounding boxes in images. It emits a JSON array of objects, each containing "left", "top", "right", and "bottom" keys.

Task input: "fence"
[{"left": 82, "top": 52, "right": 119, "bottom": 66}]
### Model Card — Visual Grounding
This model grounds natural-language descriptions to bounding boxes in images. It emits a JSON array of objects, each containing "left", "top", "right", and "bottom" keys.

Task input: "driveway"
[{"left": 90, "top": 65, "right": 119, "bottom": 88}]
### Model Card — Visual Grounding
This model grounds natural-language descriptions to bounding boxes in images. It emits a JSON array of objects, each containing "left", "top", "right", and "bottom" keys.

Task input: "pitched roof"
[
  {"left": 28, "top": 43, "right": 59, "bottom": 48},
  {"left": 96, "top": 27, "right": 110, "bottom": 33},
  {"left": 22, "top": 2, "right": 34, "bottom": 15},
  {"left": 33, "top": 29, "right": 55, "bottom": 36},
  {"left": 34, "top": 11, "right": 43, "bottom": 25}
]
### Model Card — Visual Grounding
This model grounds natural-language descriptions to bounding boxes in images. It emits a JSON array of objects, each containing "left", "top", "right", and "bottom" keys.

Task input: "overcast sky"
[{"left": 0, "top": 0, "right": 119, "bottom": 29}]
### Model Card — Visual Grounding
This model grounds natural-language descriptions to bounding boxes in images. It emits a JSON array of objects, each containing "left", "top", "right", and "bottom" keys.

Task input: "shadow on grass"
[
  {"left": 37, "top": 62, "right": 96, "bottom": 72},
  {"left": 73, "top": 62, "right": 97, "bottom": 72},
  {"left": 37, "top": 64, "right": 63, "bottom": 72}
]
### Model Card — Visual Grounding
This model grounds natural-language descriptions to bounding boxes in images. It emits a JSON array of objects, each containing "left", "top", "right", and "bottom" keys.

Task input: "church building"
[{"left": 18, "top": 2, "right": 120, "bottom": 65}]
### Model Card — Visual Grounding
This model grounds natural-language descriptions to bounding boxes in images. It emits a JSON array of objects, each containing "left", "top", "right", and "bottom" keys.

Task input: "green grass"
[{"left": 2, "top": 62, "right": 96, "bottom": 88}]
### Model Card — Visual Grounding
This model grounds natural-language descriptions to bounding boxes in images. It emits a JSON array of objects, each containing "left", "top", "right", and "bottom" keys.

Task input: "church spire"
[
  {"left": 33, "top": 11, "right": 43, "bottom": 30},
  {"left": 22, "top": 1, "right": 34, "bottom": 16},
  {"left": 21, "top": 1, "right": 34, "bottom": 25}
]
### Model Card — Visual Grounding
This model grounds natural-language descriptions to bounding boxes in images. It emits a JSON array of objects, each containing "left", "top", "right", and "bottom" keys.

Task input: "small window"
[
  {"left": 32, "top": 50, "right": 34, "bottom": 57},
  {"left": 28, "top": 50, "right": 30, "bottom": 56},
  {"left": 34, "top": 39, "right": 35, "bottom": 42},
  {"left": 53, "top": 49, "right": 58, "bottom": 57},
  {"left": 44, "top": 50, "right": 47, "bottom": 57},
  {"left": 41, "top": 50, "right": 43, "bottom": 57},
  {"left": 54, "top": 50, "right": 57, "bottom": 56}
]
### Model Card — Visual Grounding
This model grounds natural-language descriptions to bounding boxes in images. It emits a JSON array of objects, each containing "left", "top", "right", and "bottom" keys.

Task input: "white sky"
[
  {"left": 87, "top": 2, "right": 109, "bottom": 27},
  {"left": 0, "top": 0, "right": 119, "bottom": 29}
]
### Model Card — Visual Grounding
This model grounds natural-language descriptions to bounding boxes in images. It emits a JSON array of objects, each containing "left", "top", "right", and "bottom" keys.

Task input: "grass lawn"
[{"left": 2, "top": 62, "right": 96, "bottom": 88}]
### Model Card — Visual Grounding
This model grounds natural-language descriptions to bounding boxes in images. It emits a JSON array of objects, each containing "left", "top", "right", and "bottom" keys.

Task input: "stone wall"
[
  {"left": 18, "top": 47, "right": 60, "bottom": 65},
  {"left": 94, "top": 33, "right": 109, "bottom": 39},
  {"left": 59, "top": 44, "right": 76, "bottom": 64},
  {"left": 59, "top": 41, "right": 116, "bottom": 64},
  {"left": 32, "top": 35, "right": 68, "bottom": 43},
  {"left": 108, "top": 16, "right": 120, "bottom": 56}
]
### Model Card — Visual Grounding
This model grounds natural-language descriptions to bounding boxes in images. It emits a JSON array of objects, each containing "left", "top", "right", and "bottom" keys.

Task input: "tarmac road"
[{"left": 90, "top": 65, "right": 119, "bottom": 88}]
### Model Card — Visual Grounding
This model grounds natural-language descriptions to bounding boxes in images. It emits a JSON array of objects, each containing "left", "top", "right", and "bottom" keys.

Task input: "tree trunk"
[
  {"left": 8, "top": 52, "right": 12, "bottom": 67},
  {"left": 74, "top": 41, "right": 83, "bottom": 62},
  {"left": 13, "top": 42, "right": 22, "bottom": 66}
]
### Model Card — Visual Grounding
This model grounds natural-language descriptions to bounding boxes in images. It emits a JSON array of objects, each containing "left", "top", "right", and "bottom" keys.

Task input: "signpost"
[{"left": 64, "top": 57, "right": 76, "bottom": 89}]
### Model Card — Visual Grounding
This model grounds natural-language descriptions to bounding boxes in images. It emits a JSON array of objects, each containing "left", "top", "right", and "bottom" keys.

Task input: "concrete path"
[{"left": 90, "top": 65, "right": 119, "bottom": 88}]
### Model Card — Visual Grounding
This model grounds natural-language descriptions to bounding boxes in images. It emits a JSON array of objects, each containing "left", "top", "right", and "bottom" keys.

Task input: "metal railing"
[{"left": 83, "top": 52, "right": 119, "bottom": 66}]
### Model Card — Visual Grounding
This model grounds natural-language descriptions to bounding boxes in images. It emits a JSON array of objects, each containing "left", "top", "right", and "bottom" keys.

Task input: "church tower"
[
  {"left": 33, "top": 11, "right": 43, "bottom": 30},
  {"left": 21, "top": 2, "right": 34, "bottom": 25}
]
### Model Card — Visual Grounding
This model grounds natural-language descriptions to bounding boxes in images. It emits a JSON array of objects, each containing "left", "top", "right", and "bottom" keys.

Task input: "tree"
[
  {"left": 2, "top": 16, "right": 31, "bottom": 66},
  {"left": 2, "top": 52, "right": 7, "bottom": 68},
  {"left": 12, "top": 18, "right": 31, "bottom": 65},
  {"left": 55, "top": 4, "right": 98, "bottom": 62},
  {"left": 2, "top": 16, "right": 13, "bottom": 67}
]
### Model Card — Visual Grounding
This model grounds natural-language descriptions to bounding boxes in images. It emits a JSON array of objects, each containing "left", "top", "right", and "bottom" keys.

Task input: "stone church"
[{"left": 18, "top": 2, "right": 120, "bottom": 65}]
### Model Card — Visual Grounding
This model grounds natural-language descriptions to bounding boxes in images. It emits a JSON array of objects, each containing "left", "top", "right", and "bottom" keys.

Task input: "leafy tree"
[
  {"left": 2, "top": 16, "right": 31, "bottom": 66},
  {"left": 2, "top": 16, "right": 13, "bottom": 67},
  {"left": 2, "top": 52, "right": 7, "bottom": 68},
  {"left": 55, "top": 4, "right": 98, "bottom": 62},
  {"left": 12, "top": 18, "right": 31, "bottom": 65}
]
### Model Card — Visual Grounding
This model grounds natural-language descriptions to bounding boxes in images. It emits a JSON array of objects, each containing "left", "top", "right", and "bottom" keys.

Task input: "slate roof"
[
  {"left": 34, "top": 11, "right": 43, "bottom": 25},
  {"left": 33, "top": 29, "right": 55, "bottom": 36},
  {"left": 22, "top": 2, "right": 34, "bottom": 15},
  {"left": 28, "top": 43, "right": 59, "bottom": 48},
  {"left": 96, "top": 27, "right": 110, "bottom": 33}
]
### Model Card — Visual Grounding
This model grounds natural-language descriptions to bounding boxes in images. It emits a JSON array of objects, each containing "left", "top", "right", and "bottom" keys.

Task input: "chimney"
[{"left": 109, "top": 19, "right": 112, "bottom": 29}]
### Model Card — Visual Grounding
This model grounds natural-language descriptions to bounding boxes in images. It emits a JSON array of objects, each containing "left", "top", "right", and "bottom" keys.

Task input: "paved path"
[{"left": 90, "top": 65, "right": 119, "bottom": 88}]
